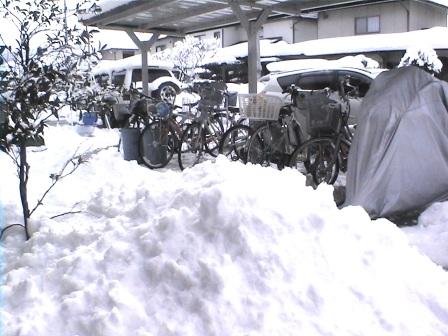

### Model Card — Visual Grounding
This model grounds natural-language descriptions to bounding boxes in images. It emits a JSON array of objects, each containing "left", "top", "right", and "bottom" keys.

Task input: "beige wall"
[
  {"left": 222, "top": 25, "right": 247, "bottom": 46},
  {"left": 409, "top": 1, "right": 447, "bottom": 30},
  {"left": 263, "top": 19, "right": 294, "bottom": 43},
  {"left": 294, "top": 19, "right": 318, "bottom": 43},
  {"left": 318, "top": 2, "right": 411, "bottom": 38}
]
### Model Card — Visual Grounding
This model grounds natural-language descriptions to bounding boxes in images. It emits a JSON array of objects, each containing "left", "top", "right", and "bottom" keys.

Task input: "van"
[{"left": 93, "top": 54, "right": 182, "bottom": 104}]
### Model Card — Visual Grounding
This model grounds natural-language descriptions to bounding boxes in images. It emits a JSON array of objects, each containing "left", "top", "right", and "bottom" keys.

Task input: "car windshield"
[{"left": 131, "top": 69, "right": 171, "bottom": 83}]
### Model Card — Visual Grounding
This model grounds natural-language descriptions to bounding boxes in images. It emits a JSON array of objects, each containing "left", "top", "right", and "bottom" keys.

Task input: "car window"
[
  {"left": 337, "top": 71, "right": 372, "bottom": 97},
  {"left": 95, "top": 74, "right": 110, "bottom": 87},
  {"left": 296, "top": 71, "right": 337, "bottom": 91},
  {"left": 276, "top": 73, "right": 300, "bottom": 91},
  {"left": 112, "top": 71, "right": 126, "bottom": 87},
  {"left": 131, "top": 69, "right": 171, "bottom": 84}
]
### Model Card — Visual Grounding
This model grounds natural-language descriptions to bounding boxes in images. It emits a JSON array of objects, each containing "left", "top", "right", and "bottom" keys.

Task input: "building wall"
[
  {"left": 149, "top": 37, "right": 183, "bottom": 54},
  {"left": 409, "top": 1, "right": 447, "bottom": 30},
  {"left": 222, "top": 25, "right": 247, "bottom": 46},
  {"left": 317, "top": 2, "right": 409, "bottom": 38},
  {"left": 293, "top": 19, "right": 318, "bottom": 43},
  {"left": 263, "top": 19, "right": 294, "bottom": 43},
  {"left": 100, "top": 49, "right": 138, "bottom": 60}
]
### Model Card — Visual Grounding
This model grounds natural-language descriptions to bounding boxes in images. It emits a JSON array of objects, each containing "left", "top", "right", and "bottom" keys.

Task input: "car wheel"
[{"left": 155, "top": 83, "right": 178, "bottom": 104}]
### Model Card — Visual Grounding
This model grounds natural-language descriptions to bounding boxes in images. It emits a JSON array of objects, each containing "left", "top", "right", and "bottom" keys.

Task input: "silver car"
[{"left": 260, "top": 66, "right": 385, "bottom": 128}]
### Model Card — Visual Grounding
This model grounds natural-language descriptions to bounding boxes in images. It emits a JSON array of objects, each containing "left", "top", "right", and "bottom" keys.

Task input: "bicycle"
[
  {"left": 288, "top": 80, "right": 353, "bottom": 185},
  {"left": 243, "top": 89, "right": 304, "bottom": 169},
  {"left": 138, "top": 101, "right": 191, "bottom": 169},
  {"left": 177, "top": 84, "right": 227, "bottom": 170}
]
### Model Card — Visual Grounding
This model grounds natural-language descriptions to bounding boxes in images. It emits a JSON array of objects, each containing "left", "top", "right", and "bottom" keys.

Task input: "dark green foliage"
[{"left": 0, "top": 0, "right": 103, "bottom": 240}]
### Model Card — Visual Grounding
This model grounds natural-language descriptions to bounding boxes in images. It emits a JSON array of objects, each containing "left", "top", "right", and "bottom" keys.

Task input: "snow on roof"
[
  {"left": 266, "top": 55, "right": 380, "bottom": 72},
  {"left": 202, "top": 39, "right": 291, "bottom": 65},
  {"left": 278, "top": 26, "right": 448, "bottom": 57},
  {"left": 92, "top": 53, "right": 175, "bottom": 75},
  {"left": 202, "top": 27, "right": 448, "bottom": 67}
]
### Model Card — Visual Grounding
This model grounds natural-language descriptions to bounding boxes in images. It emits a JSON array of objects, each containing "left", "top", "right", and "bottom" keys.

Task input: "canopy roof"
[
  {"left": 80, "top": 0, "right": 448, "bottom": 93},
  {"left": 81, "top": 0, "right": 414, "bottom": 36}
]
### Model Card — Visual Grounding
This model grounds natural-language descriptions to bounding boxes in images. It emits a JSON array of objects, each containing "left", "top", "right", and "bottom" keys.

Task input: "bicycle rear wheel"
[
  {"left": 289, "top": 137, "right": 339, "bottom": 185},
  {"left": 218, "top": 124, "right": 252, "bottom": 163},
  {"left": 204, "top": 115, "right": 224, "bottom": 157},
  {"left": 139, "top": 120, "right": 177, "bottom": 169},
  {"left": 246, "top": 123, "right": 287, "bottom": 168},
  {"left": 178, "top": 122, "right": 207, "bottom": 170}
]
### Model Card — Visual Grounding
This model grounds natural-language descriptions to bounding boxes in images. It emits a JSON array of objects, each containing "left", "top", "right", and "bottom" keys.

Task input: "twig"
[
  {"left": 0, "top": 224, "right": 26, "bottom": 241},
  {"left": 49, "top": 210, "right": 82, "bottom": 219},
  {"left": 28, "top": 144, "right": 118, "bottom": 217}
]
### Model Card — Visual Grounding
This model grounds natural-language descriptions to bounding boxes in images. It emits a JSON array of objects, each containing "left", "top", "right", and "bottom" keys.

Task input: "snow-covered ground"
[{"left": 1, "top": 117, "right": 448, "bottom": 335}]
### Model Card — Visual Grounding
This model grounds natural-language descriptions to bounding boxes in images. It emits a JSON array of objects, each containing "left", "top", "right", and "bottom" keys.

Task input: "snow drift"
[{"left": 1, "top": 125, "right": 448, "bottom": 336}]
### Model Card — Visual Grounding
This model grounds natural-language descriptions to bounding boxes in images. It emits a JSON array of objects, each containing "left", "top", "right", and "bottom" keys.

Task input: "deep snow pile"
[{"left": 1, "top": 125, "right": 448, "bottom": 336}]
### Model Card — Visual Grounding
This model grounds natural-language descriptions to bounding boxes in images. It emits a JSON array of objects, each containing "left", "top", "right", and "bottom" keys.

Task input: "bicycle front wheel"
[
  {"left": 289, "top": 137, "right": 339, "bottom": 185},
  {"left": 139, "top": 120, "right": 176, "bottom": 169},
  {"left": 218, "top": 124, "right": 252, "bottom": 163}
]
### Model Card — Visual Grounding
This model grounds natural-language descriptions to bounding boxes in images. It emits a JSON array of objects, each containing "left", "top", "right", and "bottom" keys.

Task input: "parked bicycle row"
[{"left": 92, "top": 78, "right": 358, "bottom": 187}]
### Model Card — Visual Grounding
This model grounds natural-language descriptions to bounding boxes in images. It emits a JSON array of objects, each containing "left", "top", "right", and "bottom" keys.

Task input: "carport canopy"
[{"left": 80, "top": 0, "right": 389, "bottom": 94}]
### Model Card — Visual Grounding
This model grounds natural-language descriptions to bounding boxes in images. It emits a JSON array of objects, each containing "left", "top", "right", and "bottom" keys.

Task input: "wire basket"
[
  {"left": 294, "top": 89, "right": 341, "bottom": 135},
  {"left": 238, "top": 94, "right": 283, "bottom": 120}
]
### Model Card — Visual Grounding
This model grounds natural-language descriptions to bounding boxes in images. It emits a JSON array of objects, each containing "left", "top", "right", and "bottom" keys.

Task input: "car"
[
  {"left": 92, "top": 55, "right": 183, "bottom": 104},
  {"left": 259, "top": 66, "right": 386, "bottom": 127}
]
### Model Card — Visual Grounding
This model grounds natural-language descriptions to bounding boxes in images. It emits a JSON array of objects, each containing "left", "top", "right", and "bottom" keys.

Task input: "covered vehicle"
[{"left": 344, "top": 66, "right": 448, "bottom": 218}]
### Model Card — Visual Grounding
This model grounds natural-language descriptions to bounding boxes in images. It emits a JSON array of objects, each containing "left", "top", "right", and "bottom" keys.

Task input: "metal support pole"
[
  {"left": 228, "top": 1, "right": 271, "bottom": 93},
  {"left": 126, "top": 32, "right": 160, "bottom": 96}
]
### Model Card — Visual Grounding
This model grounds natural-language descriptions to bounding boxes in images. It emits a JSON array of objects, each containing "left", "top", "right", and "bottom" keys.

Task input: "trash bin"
[
  {"left": 140, "top": 125, "right": 167, "bottom": 166},
  {"left": 120, "top": 128, "right": 141, "bottom": 162}
]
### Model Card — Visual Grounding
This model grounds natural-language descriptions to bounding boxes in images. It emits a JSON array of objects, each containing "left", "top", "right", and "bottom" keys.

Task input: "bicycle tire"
[
  {"left": 246, "top": 122, "right": 288, "bottom": 168},
  {"left": 139, "top": 120, "right": 177, "bottom": 169},
  {"left": 218, "top": 124, "right": 253, "bottom": 163},
  {"left": 178, "top": 122, "right": 206, "bottom": 171},
  {"left": 289, "top": 137, "right": 339, "bottom": 185},
  {"left": 204, "top": 115, "right": 224, "bottom": 157}
]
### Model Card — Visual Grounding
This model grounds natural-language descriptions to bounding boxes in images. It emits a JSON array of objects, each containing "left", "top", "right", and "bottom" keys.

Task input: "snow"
[
  {"left": 92, "top": 53, "right": 175, "bottom": 76},
  {"left": 266, "top": 55, "right": 380, "bottom": 73},
  {"left": 201, "top": 27, "right": 448, "bottom": 68},
  {"left": 1, "top": 115, "right": 448, "bottom": 336}
]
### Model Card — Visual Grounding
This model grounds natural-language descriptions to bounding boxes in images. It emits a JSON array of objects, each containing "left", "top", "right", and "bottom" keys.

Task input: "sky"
[{"left": 1, "top": 84, "right": 448, "bottom": 335}]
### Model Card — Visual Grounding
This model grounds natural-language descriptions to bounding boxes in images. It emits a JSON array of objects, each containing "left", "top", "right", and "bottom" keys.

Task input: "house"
[
  {"left": 196, "top": 0, "right": 448, "bottom": 81},
  {"left": 95, "top": 0, "right": 447, "bottom": 62},
  {"left": 182, "top": 0, "right": 447, "bottom": 49}
]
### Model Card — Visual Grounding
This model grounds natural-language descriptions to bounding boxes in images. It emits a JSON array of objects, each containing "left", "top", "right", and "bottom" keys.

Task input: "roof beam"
[
  {"left": 140, "top": 2, "right": 231, "bottom": 30},
  {"left": 184, "top": 10, "right": 263, "bottom": 34},
  {"left": 85, "top": 0, "right": 179, "bottom": 26},
  {"left": 94, "top": 24, "right": 185, "bottom": 37}
]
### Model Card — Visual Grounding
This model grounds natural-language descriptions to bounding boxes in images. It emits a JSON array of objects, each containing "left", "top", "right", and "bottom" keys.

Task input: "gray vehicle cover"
[{"left": 344, "top": 66, "right": 448, "bottom": 218}]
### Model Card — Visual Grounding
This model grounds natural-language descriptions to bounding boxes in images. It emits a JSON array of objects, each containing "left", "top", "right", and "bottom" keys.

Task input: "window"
[
  {"left": 213, "top": 31, "right": 221, "bottom": 39},
  {"left": 122, "top": 51, "right": 134, "bottom": 58},
  {"left": 112, "top": 72, "right": 126, "bottom": 87},
  {"left": 131, "top": 69, "right": 171, "bottom": 85},
  {"left": 338, "top": 71, "right": 372, "bottom": 97},
  {"left": 155, "top": 45, "right": 166, "bottom": 52},
  {"left": 296, "top": 72, "right": 337, "bottom": 91},
  {"left": 355, "top": 16, "right": 380, "bottom": 34},
  {"left": 194, "top": 34, "right": 205, "bottom": 40}
]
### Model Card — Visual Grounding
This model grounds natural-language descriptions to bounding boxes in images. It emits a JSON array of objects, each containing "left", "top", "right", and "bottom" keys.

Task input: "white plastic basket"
[{"left": 238, "top": 94, "right": 283, "bottom": 120}]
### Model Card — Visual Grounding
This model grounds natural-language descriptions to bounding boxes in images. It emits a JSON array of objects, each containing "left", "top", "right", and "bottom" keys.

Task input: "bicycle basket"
[
  {"left": 295, "top": 90, "right": 341, "bottom": 135},
  {"left": 238, "top": 94, "right": 283, "bottom": 120},
  {"left": 199, "top": 86, "right": 225, "bottom": 107}
]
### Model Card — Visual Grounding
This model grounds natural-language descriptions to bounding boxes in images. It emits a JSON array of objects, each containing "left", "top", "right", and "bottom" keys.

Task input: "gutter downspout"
[{"left": 399, "top": 0, "right": 410, "bottom": 32}]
